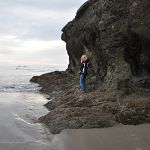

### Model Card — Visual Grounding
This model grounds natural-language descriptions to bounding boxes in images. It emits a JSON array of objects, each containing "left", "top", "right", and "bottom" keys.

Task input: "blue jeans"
[{"left": 80, "top": 74, "right": 86, "bottom": 92}]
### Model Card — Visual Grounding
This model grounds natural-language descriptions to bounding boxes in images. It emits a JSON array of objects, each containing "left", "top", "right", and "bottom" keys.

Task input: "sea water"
[{"left": 0, "top": 65, "right": 65, "bottom": 150}]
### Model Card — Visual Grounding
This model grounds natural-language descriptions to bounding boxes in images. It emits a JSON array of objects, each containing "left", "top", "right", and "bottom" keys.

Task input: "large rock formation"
[
  {"left": 61, "top": 0, "right": 150, "bottom": 90},
  {"left": 31, "top": 0, "right": 150, "bottom": 134}
]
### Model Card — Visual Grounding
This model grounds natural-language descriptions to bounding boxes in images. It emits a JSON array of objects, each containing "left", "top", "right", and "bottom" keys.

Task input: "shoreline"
[{"left": 0, "top": 92, "right": 52, "bottom": 150}]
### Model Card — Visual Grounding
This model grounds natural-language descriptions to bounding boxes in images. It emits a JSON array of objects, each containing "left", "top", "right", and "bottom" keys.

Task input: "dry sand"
[{"left": 52, "top": 124, "right": 150, "bottom": 150}]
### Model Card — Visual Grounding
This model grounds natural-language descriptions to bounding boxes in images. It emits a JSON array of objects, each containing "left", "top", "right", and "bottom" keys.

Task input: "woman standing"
[{"left": 79, "top": 55, "right": 89, "bottom": 93}]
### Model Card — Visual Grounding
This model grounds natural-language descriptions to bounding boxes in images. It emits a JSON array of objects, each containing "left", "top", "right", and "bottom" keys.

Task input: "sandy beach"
[{"left": 52, "top": 124, "right": 150, "bottom": 150}]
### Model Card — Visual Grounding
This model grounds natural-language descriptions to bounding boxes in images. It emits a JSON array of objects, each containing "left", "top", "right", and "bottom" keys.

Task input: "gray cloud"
[
  {"left": 0, "top": 49, "right": 13, "bottom": 54},
  {"left": 0, "top": 0, "right": 85, "bottom": 11},
  {"left": 0, "top": 0, "right": 86, "bottom": 66},
  {"left": 0, "top": 0, "right": 86, "bottom": 40}
]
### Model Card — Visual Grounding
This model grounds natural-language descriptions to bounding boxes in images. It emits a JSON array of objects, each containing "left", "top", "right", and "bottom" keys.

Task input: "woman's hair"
[
  {"left": 81, "top": 55, "right": 88, "bottom": 63},
  {"left": 83, "top": 46, "right": 88, "bottom": 51}
]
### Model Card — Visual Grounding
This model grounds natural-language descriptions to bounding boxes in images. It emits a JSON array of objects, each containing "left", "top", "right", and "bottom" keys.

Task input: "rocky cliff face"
[
  {"left": 62, "top": 0, "right": 150, "bottom": 90},
  {"left": 31, "top": 0, "right": 150, "bottom": 134}
]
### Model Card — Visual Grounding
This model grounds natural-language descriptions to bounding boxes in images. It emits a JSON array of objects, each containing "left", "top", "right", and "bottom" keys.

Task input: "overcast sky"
[{"left": 0, "top": 0, "right": 86, "bottom": 67}]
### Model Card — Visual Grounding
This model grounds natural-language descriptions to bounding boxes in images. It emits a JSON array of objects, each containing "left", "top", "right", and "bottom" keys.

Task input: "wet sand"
[
  {"left": 52, "top": 124, "right": 150, "bottom": 150},
  {"left": 0, "top": 92, "right": 52, "bottom": 150}
]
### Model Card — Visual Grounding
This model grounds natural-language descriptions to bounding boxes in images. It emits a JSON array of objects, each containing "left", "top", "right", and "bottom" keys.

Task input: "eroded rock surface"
[
  {"left": 31, "top": 0, "right": 150, "bottom": 134},
  {"left": 62, "top": 0, "right": 150, "bottom": 90},
  {"left": 31, "top": 72, "right": 150, "bottom": 134}
]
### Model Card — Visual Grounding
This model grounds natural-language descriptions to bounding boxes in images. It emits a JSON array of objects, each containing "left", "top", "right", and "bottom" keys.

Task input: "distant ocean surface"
[{"left": 0, "top": 65, "right": 65, "bottom": 92}]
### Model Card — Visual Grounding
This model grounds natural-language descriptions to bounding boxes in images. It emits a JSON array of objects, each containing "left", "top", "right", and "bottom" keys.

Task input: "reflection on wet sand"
[{"left": 0, "top": 92, "right": 52, "bottom": 150}]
